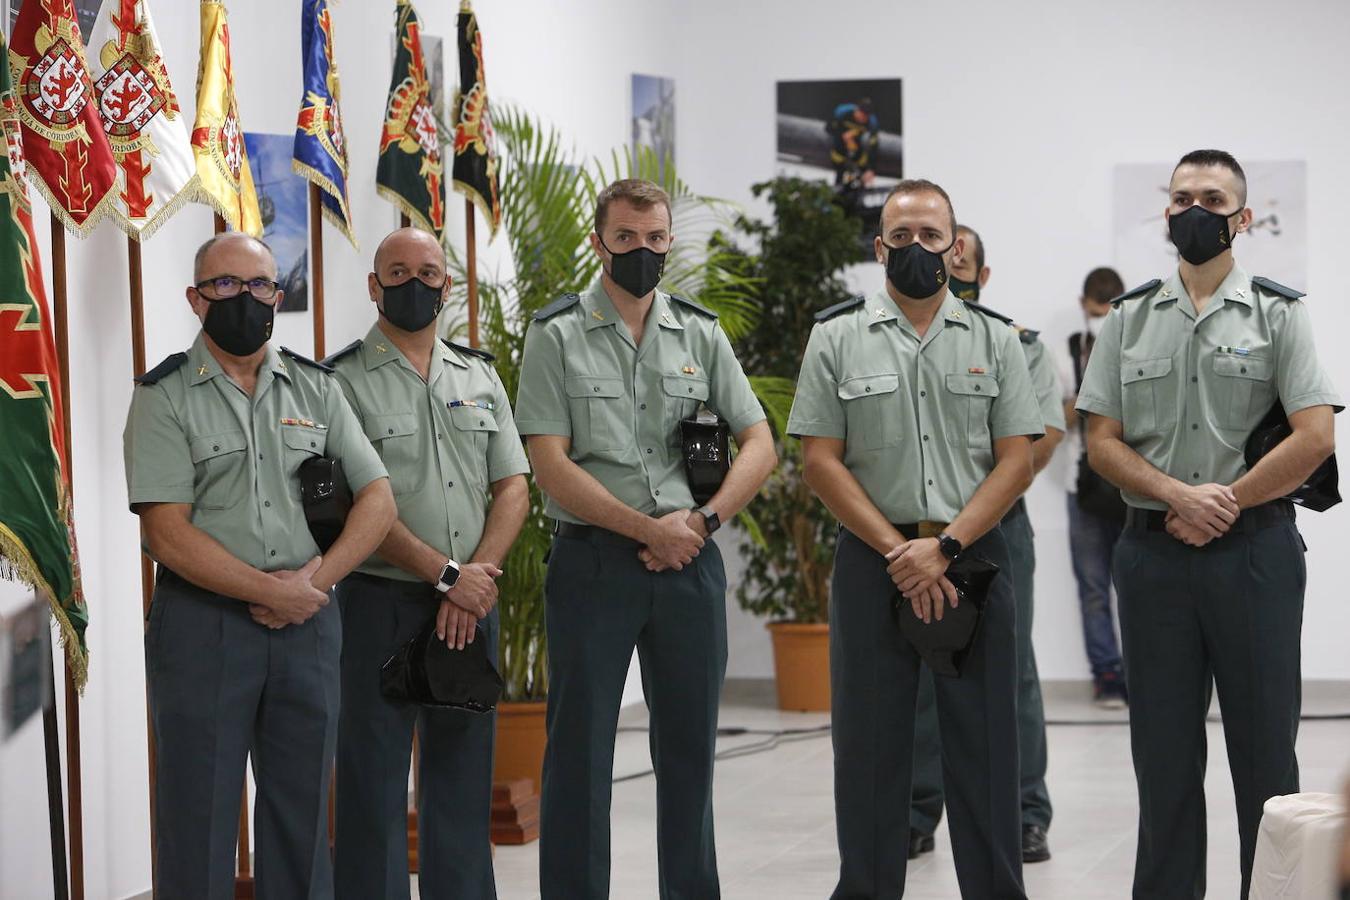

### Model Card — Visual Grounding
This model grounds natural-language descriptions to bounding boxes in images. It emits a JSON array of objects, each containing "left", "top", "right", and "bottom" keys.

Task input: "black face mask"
[
  {"left": 601, "top": 240, "right": 666, "bottom": 298},
  {"left": 378, "top": 276, "right": 445, "bottom": 332},
  {"left": 882, "top": 239, "right": 954, "bottom": 299},
  {"left": 1168, "top": 204, "right": 1240, "bottom": 266},
  {"left": 948, "top": 275, "right": 980, "bottom": 301},
  {"left": 203, "top": 293, "right": 275, "bottom": 356}
]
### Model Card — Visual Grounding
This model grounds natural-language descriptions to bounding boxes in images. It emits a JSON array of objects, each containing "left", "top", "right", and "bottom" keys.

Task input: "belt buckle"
[{"left": 917, "top": 521, "right": 947, "bottom": 539}]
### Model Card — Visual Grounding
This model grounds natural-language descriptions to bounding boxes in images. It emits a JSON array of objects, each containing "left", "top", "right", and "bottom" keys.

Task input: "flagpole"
[
  {"left": 465, "top": 200, "right": 479, "bottom": 348},
  {"left": 49, "top": 213, "right": 85, "bottom": 900},
  {"left": 43, "top": 642, "right": 70, "bottom": 900},
  {"left": 309, "top": 185, "right": 326, "bottom": 358}
]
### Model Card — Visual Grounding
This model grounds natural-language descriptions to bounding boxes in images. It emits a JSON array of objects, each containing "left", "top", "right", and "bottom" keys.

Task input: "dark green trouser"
[
  {"left": 538, "top": 528, "right": 728, "bottom": 900},
  {"left": 146, "top": 569, "right": 340, "bottom": 900},
  {"left": 333, "top": 573, "right": 498, "bottom": 900},
  {"left": 1114, "top": 509, "right": 1305, "bottom": 900},
  {"left": 911, "top": 502, "right": 1052, "bottom": 836},
  {"left": 831, "top": 526, "right": 1025, "bottom": 900}
]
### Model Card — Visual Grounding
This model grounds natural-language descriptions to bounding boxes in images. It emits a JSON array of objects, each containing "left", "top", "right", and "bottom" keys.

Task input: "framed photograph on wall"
[
  {"left": 631, "top": 73, "right": 674, "bottom": 177},
  {"left": 243, "top": 132, "right": 309, "bottom": 313}
]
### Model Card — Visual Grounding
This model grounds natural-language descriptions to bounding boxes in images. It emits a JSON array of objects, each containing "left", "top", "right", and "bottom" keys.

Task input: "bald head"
[
  {"left": 373, "top": 227, "right": 445, "bottom": 279},
  {"left": 193, "top": 232, "right": 275, "bottom": 283}
]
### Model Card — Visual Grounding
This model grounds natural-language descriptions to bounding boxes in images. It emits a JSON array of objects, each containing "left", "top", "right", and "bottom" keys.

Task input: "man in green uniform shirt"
[
  {"left": 327, "top": 227, "right": 530, "bottom": 899},
  {"left": 516, "top": 179, "right": 777, "bottom": 899},
  {"left": 1077, "top": 149, "right": 1339, "bottom": 898},
  {"left": 789, "top": 180, "right": 1043, "bottom": 899},
  {"left": 123, "top": 233, "right": 396, "bottom": 898},
  {"left": 910, "top": 224, "right": 1065, "bottom": 864}
]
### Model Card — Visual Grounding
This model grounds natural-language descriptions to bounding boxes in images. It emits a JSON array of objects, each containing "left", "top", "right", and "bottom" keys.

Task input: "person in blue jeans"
[{"left": 1058, "top": 267, "right": 1128, "bottom": 707}]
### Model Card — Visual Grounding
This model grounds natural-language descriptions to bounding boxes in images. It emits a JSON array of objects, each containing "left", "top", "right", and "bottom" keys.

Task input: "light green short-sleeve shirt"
[
  {"left": 787, "top": 289, "right": 1045, "bottom": 523},
  {"left": 123, "top": 334, "right": 388, "bottom": 572},
  {"left": 515, "top": 279, "right": 765, "bottom": 524},
  {"left": 1075, "top": 264, "right": 1341, "bottom": 510},
  {"left": 328, "top": 323, "right": 531, "bottom": 580},
  {"left": 1022, "top": 333, "right": 1067, "bottom": 434}
]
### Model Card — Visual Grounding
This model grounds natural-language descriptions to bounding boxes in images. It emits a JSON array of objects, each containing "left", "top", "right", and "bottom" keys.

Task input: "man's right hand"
[
  {"left": 1168, "top": 482, "right": 1239, "bottom": 538},
  {"left": 445, "top": 562, "right": 503, "bottom": 618},
  {"left": 642, "top": 510, "right": 705, "bottom": 571},
  {"left": 264, "top": 556, "right": 329, "bottom": 625}
]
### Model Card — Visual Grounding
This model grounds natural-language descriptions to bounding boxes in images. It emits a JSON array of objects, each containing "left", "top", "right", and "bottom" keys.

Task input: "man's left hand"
[
  {"left": 1165, "top": 509, "right": 1215, "bottom": 548},
  {"left": 886, "top": 538, "right": 952, "bottom": 597},
  {"left": 640, "top": 510, "right": 709, "bottom": 573}
]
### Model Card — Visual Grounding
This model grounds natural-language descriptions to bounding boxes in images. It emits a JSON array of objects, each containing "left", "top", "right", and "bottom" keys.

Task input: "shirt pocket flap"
[
  {"left": 190, "top": 430, "right": 247, "bottom": 463},
  {"left": 944, "top": 373, "right": 1001, "bottom": 398},
  {"left": 365, "top": 412, "right": 418, "bottom": 443},
  {"left": 1213, "top": 354, "right": 1273, "bottom": 382},
  {"left": 282, "top": 425, "right": 328, "bottom": 455},
  {"left": 838, "top": 373, "right": 899, "bottom": 401},
  {"left": 1122, "top": 357, "right": 1173, "bottom": 384},
  {"left": 661, "top": 374, "right": 711, "bottom": 401},
  {"left": 450, "top": 406, "right": 501, "bottom": 432},
  {"left": 565, "top": 375, "right": 624, "bottom": 399}
]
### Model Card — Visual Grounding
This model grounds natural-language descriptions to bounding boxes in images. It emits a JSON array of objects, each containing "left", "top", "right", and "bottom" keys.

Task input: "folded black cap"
[
  {"left": 1245, "top": 404, "right": 1341, "bottom": 512},
  {"left": 893, "top": 554, "right": 1000, "bottom": 678},
  {"left": 380, "top": 619, "right": 503, "bottom": 712}
]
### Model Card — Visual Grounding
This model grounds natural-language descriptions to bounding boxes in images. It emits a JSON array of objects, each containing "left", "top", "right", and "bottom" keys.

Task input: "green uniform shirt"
[
  {"left": 1023, "top": 334, "right": 1067, "bottom": 434},
  {"left": 1075, "top": 264, "right": 1341, "bottom": 510},
  {"left": 515, "top": 279, "right": 765, "bottom": 524},
  {"left": 329, "top": 323, "right": 531, "bottom": 580},
  {"left": 787, "top": 289, "right": 1044, "bottom": 523},
  {"left": 123, "top": 333, "right": 388, "bottom": 572}
]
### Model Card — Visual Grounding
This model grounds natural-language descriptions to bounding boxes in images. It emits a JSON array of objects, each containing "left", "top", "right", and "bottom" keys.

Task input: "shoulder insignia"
[
  {"left": 533, "top": 292, "right": 581, "bottom": 321},
  {"left": 443, "top": 338, "right": 496, "bottom": 362},
  {"left": 963, "top": 300, "right": 1014, "bottom": 326},
  {"left": 280, "top": 346, "right": 334, "bottom": 373},
  {"left": 1251, "top": 276, "right": 1305, "bottom": 301},
  {"left": 1110, "top": 278, "right": 1163, "bottom": 307},
  {"left": 1017, "top": 326, "right": 1041, "bottom": 345},
  {"left": 321, "top": 339, "right": 363, "bottom": 367},
  {"left": 134, "top": 352, "right": 188, "bottom": 385},
  {"left": 814, "top": 295, "right": 866, "bottom": 322},
  {"left": 670, "top": 294, "right": 718, "bottom": 318}
]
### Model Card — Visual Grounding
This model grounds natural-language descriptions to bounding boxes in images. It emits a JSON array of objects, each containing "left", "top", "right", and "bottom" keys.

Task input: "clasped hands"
[
  {"left": 1164, "top": 482, "right": 1240, "bottom": 547},
  {"left": 885, "top": 538, "right": 958, "bottom": 625},
  {"left": 637, "top": 509, "right": 708, "bottom": 573}
]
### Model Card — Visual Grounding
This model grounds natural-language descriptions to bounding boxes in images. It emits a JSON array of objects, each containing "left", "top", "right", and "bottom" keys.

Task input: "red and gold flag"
[{"left": 190, "top": 0, "right": 260, "bottom": 236}]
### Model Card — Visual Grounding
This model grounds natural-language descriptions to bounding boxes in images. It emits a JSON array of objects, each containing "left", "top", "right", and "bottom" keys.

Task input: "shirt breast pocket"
[
  {"left": 565, "top": 375, "right": 627, "bottom": 452},
  {"left": 1212, "top": 354, "right": 1274, "bottom": 431},
  {"left": 1121, "top": 357, "right": 1177, "bottom": 439},
  {"left": 943, "top": 373, "right": 1000, "bottom": 448},
  {"left": 450, "top": 406, "right": 500, "bottom": 483},
  {"left": 189, "top": 430, "right": 248, "bottom": 511},
  {"left": 364, "top": 412, "right": 422, "bottom": 495},
  {"left": 838, "top": 373, "right": 901, "bottom": 450},
  {"left": 662, "top": 374, "right": 711, "bottom": 444}
]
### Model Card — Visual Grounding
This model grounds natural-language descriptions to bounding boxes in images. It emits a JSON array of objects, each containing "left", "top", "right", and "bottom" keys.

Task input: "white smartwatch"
[{"left": 434, "top": 558, "right": 461, "bottom": 593}]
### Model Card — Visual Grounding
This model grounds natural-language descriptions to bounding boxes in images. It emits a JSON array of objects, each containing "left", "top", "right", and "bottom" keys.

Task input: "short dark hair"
[
  {"left": 595, "top": 178, "right": 672, "bottom": 235},
  {"left": 881, "top": 179, "right": 957, "bottom": 235},
  {"left": 1082, "top": 267, "right": 1124, "bottom": 302},
  {"left": 1172, "top": 149, "right": 1247, "bottom": 205},
  {"left": 193, "top": 232, "right": 273, "bottom": 282},
  {"left": 956, "top": 224, "right": 984, "bottom": 271}
]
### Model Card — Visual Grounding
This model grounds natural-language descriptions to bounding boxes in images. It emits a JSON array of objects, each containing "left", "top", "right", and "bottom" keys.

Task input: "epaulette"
[
  {"left": 280, "top": 346, "right": 333, "bottom": 373},
  {"left": 134, "top": 352, "right": 188, "bottom": 385},
  {"left": 322, "top": 339, "right": 362, "bottom": 367},
  {"left": 533, "top": 292, "right": 581, "bottom": 321},
  {"left": 670, "top": 294, "right": 718, "bottom": 319},
  {"left": 963, "top": 300, "right": 1014, "bottom": 326},
  {"left": 1251, "top": 276, "right": 1305, "bottom": 301},
  {"left": 1016, "top": 326, "right": 1041, "bottom": 345},
  {"left": 814, "top": 295, "right": 866, "bottom": 322},
  {"left": 1110, "top": 278, "right": 1163, "bottom": 307},
  {"left": 443, "top": 338, "right": 496, "bottom": 362}
]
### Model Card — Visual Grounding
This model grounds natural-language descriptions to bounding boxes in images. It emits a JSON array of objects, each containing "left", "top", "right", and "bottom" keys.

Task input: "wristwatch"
[
  {"left": 936, "top": 532, "right": 963, "bottom": 561},
  {"left": 697, "top": 506, "right": 721, "bottom": 535},
  {"left": 434, "top": 558, "right": 461, "bottom": 593}
]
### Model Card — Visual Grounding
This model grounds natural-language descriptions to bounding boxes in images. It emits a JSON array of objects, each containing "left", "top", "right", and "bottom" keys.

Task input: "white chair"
[{"left": 1250, "top": 792, "right": 1346, "bottom": 899}]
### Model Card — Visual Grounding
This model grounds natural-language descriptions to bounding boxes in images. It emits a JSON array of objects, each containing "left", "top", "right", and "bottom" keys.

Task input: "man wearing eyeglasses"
[
  {"left": 122, "top": 232, "right": 396, "bottom": 898},
  {"left": 324, "top": 226, "right": 530, "bottom": 899}
]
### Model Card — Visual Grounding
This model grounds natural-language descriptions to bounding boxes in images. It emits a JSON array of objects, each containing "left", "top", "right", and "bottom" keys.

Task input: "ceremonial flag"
[
  {"left": 87, "top": 0, "right": 199, "bottom": 240},
  {"left": 293, "top": 0, "right": 356, "bottom": 248},
  {"left": 6, "top": 0, "right": 118, "bottom": 236},
  {"left": 451, "top": 0, "right": 500, "bottom": 238},
  {"left": 190, "top": 0, "right": 260, "bottom": 236},
  {"left": 376, "top": 0, "right": 445, "bottom": 240},
  {"left": 0, "top": 34, "right": 90, "bottom": 688}
]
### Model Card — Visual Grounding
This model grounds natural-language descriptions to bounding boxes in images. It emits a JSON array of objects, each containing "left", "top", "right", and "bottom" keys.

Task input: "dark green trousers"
[
  {"left": 146, "top": 569, "right": 340, "bottom": 900},
  {"left": 333, "top": 573, "right": 498, "bottom": 900},
  {"left": 538, "top": 528, "right": 728, "bottom": 900},
  {"left": 1113, "top": 508, "right": 1304, "bottom": 900},
  {"left": 911, "top": 502, "right": 1052, "bottom": 836},
  {"left": 831, "top": 526, "right": 1025, "bottom": 900}
]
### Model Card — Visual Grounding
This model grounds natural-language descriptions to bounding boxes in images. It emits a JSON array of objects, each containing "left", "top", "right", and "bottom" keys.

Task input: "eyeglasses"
[{"left": 194, "top": 275, "right": 282, "bottom": 300}]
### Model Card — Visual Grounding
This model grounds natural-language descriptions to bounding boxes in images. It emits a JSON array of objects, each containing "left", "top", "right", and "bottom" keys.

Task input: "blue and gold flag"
[{"left": 292, "top": 0, "right": 356, "bottom": 248}]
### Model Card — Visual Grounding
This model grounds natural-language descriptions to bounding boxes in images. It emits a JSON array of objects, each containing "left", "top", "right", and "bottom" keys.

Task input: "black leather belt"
[
  {"left": 554, "top": 520, "right": 644, "bottom": 550},
  {"left": 889, "top": 521, "right": 949, "bottom": 541},
  {"left": 1124, "top": 499, "right": 1294, "bottom": 535}
]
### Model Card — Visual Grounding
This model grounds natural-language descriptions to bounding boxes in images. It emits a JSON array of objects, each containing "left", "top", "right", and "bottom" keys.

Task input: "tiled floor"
[{"left": 482, "top": 679, "right": 1350, "bottom": 900}]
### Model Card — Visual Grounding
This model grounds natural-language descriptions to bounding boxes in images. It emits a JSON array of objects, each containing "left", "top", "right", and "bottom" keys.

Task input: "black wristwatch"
[
  {"left": 697, "top": 506, "right": 721, "bottom": 535},
  {"left": 434, "top": 558, "right": 461, "bottom": 592},
  {"left": 936, "top": 532, "right": 963, "bottom": 561}
]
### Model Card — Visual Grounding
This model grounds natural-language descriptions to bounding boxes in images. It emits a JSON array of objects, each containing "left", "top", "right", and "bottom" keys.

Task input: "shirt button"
[
  {"left": 447, "top": 481, "right": 454, "bottom": 488},
  {"left": 927, "top": 479, "right": 934, "bottom": 486},
  {"left": 640, "top": 403, "right": 647, "bottom": 410},
  {"left": 920, "top": 390, "right": 927, "bottom": 398},
  {"left": 212, "top": 444, "right": 220, "bottom": 451},
  {"left": 454, "top": 531, "right": 460, "bottom": 538},
  {"left": 264, "top": 500, "right": 271, "bottom": 508},
  {"left": 865, "top": 386, "right": 872, "bottom": 393},
  {"left": 388, "top": 428, "right": 394, "bottom": 435},
  {"left": 646, "top": 448, "right": 653, "bottom": 454},
  {"left": 1240, "top": 367, "right": 1247, "bottom": 374},
  {"left": 270, "top": 550, "right": 277, "bottom": 557},
  {"left": 1193, "top": 472, "right": 1200, "bottom": 479},
  {"left": 974, "top": 385, "right": 982, "bottom": 392},
  {"left": 593, "top": 386, "right": 601, "bottom": 393},
  {"left": 310, "top": 441, "right": 316, "bottom": 448},
  {"left": 687, "top": 387, "right": 694, "bottom": 394},
  {"left": 654, "top": 490, "right": 661, "bottom": 496},
  {"left": 922, "top": 435, "right": 929, "bottom": 442},
  {"left": 479, "top": 420, "right": 485, "bottom": 426},
  {"left": 1191, "top": 376, "right": 1198, "bottom": 383},
  {"left": 1137, "top": 369, "right": 1144, "bottom": 376}
]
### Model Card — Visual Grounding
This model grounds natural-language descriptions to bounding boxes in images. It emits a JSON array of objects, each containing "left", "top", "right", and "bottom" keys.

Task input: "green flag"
[{"left": 0, "top": 32, "right": 90, "bottom": 689}]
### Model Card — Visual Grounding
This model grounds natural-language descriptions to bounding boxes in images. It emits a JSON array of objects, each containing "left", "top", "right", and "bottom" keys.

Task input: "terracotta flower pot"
[
  {"left": 493, "top": 700, "right": 548, "bottom": 794},
  {"left": 766, "top": 621, "right": 831, "bottom": 712}
]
